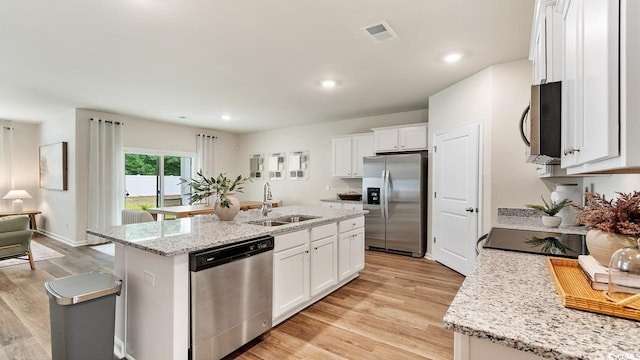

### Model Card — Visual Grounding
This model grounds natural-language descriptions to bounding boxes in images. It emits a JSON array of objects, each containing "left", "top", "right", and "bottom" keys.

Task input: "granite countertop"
[
  {"left": 496, "top": 208, "right": 589, "bottom": 235},
  {"left": 87, "top": 206, "right": 367, "bottom": 256},
  {"left": 320, "top": 198, "right": 363, "bottom": 204},
  {"left": 444, "top": 249, "right": 640, "bottom": 360}
]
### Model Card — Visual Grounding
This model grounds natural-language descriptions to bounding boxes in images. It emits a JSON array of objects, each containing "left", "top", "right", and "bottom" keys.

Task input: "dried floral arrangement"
[{"left": 576, "top": 191, "right": 640, "bottom": 236}]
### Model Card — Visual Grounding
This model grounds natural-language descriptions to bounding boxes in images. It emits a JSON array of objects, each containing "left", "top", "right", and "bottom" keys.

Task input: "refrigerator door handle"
[
  {"left": 380, "top": 170, "right": 386, "bottom": 219},
  {"left": 384, "top": 170, "right": 390, "bottom": 220}
]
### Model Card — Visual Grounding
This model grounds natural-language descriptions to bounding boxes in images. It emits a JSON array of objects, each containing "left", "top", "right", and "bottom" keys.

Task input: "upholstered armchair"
[{"left": 0, "top": 215, "right": 35, "bottom": 270}]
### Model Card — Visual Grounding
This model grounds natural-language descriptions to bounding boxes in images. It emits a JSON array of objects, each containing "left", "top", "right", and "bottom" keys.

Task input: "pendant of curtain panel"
[
  {"left": 87, "top": 118, "right": 124, "bottom": 242},
  {"left": 0, "top": 121, "right": 13, "bottom": 212},
  {"left": 196, "top": 134, "right": 217, "bottom": 178}
]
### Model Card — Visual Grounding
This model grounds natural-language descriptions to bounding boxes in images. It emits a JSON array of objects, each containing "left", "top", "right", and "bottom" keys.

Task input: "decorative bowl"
[{"left": 338, "top": 193, "right": 362, "bottom": 201}]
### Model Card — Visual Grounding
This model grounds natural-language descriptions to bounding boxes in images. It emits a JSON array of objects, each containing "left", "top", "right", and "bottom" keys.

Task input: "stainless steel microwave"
[{"left": 520, "top": 81, "right": 561, "bottom": 164}]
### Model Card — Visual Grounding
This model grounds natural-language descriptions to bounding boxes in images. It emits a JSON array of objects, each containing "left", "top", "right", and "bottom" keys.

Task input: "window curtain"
[
  {"left": 0, "top": 121, "right": 13, "bottom": 212},
  {"left": 87, "top": 118, "right": 124, "bottom": 243},
  {"left": 195, "top": 134, "right": 217, "bottom": 178}
]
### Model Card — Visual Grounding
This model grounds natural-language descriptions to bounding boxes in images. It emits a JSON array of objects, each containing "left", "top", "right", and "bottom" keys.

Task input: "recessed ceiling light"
[
  {"left": 443, "top": 52, "right": 463, "bottom": 63},
  {"left": 320, "top": 79, "right": 338, "bottom": 89},
  {"left": 221, "top": 114, "right": 232, "bottom": 121}
]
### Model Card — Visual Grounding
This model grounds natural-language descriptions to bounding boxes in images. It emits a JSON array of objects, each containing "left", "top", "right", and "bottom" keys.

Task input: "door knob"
[{"left": 465, "top": 207, "right": 474, "bottom": 212}]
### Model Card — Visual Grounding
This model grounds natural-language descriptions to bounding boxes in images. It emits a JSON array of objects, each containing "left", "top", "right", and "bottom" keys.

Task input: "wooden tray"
[{"left": 547, "top": 258, "right": 640, "bottom": 321}]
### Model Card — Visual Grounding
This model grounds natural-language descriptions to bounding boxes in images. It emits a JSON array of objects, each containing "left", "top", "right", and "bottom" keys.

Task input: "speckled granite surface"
[
  {"left": 497, "top": 208, "right": 588, "bottom": 235},
  {"left": 87, "top": 206, "right": 366, "bottom": 256},
  {"left": 444, "top": 249, "right": 640, "bottom": 359},
  {"left": 319, "top": 198, "right": 363, "bottom": 204}
]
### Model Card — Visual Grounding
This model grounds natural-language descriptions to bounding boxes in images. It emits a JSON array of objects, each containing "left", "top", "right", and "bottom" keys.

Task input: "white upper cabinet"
[
  {"left": 331, "top": 133, "right": 374, "bottom": 177},
  {"left": 559, "top": 0, "right": 634, "bottom": 173},
  {"left": 373, "top": 123, "right": 428, "bottom": 153},
  {"left": 530, "top": 0, "right": 565, "bottom": 85}
]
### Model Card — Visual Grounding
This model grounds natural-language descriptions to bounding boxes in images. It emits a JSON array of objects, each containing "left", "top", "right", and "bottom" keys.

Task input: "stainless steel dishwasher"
[{"left": 189, "top": 235, "right": 274, "bottom": 360}]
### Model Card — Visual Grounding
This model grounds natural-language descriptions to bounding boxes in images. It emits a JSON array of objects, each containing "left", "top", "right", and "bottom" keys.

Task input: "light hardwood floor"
[{"left": 0, "top": 234, "right": 464, "bottom": 360}]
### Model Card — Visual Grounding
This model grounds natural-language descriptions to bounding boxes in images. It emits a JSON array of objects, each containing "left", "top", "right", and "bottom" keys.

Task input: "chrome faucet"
[{"left": 261, "top": 182, "right": 272, "bottom": 217}]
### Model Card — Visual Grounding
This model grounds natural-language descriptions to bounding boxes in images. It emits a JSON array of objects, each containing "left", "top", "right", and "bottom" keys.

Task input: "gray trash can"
[{"left": 45, "top": 272, "right": 122, "bottom": 360}]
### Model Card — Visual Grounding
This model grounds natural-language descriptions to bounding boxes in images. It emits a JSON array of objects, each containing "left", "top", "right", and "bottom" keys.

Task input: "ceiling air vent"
[{"left": 362, "top": 20, "right": 398, "bottom": 42}]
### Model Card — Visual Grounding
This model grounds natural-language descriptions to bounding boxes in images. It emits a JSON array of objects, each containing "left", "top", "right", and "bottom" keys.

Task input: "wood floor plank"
[{"left": 0, "top": 235, "right": 464, "bottom": 360}]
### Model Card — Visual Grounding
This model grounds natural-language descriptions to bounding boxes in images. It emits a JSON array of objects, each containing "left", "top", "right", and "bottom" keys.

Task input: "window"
[{"left": 124, "top": 150, "right": 193, "bottom": 211}]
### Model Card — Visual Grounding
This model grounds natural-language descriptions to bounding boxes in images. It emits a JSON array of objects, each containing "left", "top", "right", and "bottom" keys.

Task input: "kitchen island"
[
  {"left": 87, "top": 206, "right": 367, "bottom": 360},
  {"left": 443, "top": 248, "right": 640, "bottom": 360}
]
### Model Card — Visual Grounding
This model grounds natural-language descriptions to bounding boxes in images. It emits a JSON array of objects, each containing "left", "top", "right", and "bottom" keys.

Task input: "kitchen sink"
[
  {"left": 274, "top": 215, "right": 320, "bottom": 223},
  {"left": 248, "top": 220, "right": 290, "bottom": 227},
  {"left": 248, "top": 215, "right": 320, "bottom": 227}
]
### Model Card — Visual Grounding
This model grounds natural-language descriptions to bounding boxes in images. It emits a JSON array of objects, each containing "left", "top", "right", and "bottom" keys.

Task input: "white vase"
[
  {"left": 586, "top": 229, "right": 637, "bottom": 266},
  {"left": 542, "top": 215, "right": 562, "bottom": 228},
  {"left": 550, "top": 184, "right": 581, "bottom": 226},
  {"left": 213, "top": 192, "right": 241, "bottom": 221}
]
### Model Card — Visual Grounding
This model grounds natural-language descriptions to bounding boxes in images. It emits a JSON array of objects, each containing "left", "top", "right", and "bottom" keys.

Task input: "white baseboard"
[{"left": 37, "top": 230, "right": 88, "bottom": 247}]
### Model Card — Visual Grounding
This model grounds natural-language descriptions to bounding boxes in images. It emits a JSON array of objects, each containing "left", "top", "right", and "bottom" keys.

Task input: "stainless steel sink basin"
[
  {"left": 275, "top": 215, "right": 320, "bottom": 223},
  {"left": 248, "top": 220, "right": 289, "bottom": 227}
]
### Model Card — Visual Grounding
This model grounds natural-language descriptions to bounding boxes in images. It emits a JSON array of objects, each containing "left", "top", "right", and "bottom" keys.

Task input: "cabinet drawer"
[
  {"left": 274, "top": 229, "right": 309, "bottom": 252},
  {"left": 342, "top": 203, "right": 363, "bottom": 211},
  {"left": 338, "top": 216, "right": 364, "bottom": 233},
  {"left": 310, "top": 223, "right": 337, "bottom": 241}
]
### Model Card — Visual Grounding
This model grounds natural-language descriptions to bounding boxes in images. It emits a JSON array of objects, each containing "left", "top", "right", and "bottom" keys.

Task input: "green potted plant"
[
  {"left": 526, "top": 195, "right": 572, "bottom": 228},
  {"left": 179, "top": 171, "right": 251, "bottom": 221},
  {"left": 576, "top": 192, "right": 640, "bottom": 266}
]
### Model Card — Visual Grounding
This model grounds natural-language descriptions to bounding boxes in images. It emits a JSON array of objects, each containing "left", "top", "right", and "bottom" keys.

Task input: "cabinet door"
[
  {"left": 400, "top": 125, "right": 428, "bottom": 150},
  {"left": 581, "top": 0, "right": 619, "bottom": 163},
  {"left": 332, "top": 137, "right": 352, "bottom": 176},
  {"left": 273, "top": 244, "right": 310, "bottom": 318},
  {"left": 561, "top": 0, "right": 582, "bottom": 167},
  {"left": 350, "top": 229, "right": 365, "bottom": 273},
  {"left": 351, "top": 134, "right": 374, "bottom": 177},
  {"left": 338, "top": 228, "right": 365, "bottom": 281},
  {"left": 374, "top": 128, "right": 399, "bottom": 152},
  {"left": 562, "top": 0, "right": 620, "bottom": 168},
  {"left": 310, "top": 235, "right": 337, "bottom": 296}
]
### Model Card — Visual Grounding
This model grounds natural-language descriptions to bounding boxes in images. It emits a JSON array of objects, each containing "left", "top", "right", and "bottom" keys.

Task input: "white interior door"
[{"left": 432, "top": 123, "right": 480, "bottom": 276}]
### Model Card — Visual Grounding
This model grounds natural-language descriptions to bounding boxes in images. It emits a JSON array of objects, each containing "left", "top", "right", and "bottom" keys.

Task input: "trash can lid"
[{"left": 45, "top": 272, "right": 122, "bottom": 306}]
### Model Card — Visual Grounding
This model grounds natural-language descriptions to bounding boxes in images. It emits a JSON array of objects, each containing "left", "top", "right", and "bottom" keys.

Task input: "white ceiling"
[{"left": 0, "top": 0, "right": 535, "bottom": 134}]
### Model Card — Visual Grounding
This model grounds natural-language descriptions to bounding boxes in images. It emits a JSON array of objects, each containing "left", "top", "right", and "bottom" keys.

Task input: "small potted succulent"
[
  {"left": 576, "top": 191, "right": 640, "bottom": 266},
  {"left": 179, "top": 171, "right": 251, "bottom": 221},
  {"left": 526, "top": 195, "right": 572, "bottom": 228}
]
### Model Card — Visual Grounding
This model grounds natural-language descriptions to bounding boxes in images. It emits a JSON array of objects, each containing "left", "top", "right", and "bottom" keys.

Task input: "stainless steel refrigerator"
[{"left": 362, "top": 152, "right": 427, "bottom": 257}]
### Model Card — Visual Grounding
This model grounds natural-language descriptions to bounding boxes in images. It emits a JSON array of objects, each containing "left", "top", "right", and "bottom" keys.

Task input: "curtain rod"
[
  {"left": 197, "top": 134, "right": 218, "bottom": 139},
  {"left": 90, "top": 118, "right": 124, "bottom": 125}
]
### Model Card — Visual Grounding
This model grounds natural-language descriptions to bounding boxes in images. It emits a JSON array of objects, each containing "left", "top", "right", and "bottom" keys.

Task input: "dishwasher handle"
[{"left": 190, "top": 235, "right": 274, "bottom": 272}]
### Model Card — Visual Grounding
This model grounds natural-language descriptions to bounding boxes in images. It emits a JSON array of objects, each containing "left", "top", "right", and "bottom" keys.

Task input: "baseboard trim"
[{"left": 37, "top": 230, "right": 88, "bottom": 247}]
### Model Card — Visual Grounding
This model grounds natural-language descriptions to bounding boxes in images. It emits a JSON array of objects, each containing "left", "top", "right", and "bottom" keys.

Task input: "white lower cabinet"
[
  {"left": 273, "top": 231, "right": 310, "bottom": 319},
  {"left": 310, "top": 235, "right": 338, "bottom": 296},
  {"left": 338, "top": 227, "right": 364, "bottom": 281},
  {"left": 272, "top": 218, "right": 364, "bottom": 325}
]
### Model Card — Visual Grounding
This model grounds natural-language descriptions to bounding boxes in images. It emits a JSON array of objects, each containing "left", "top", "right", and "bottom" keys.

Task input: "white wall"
[
  {"left": 490, "top": 60, "right": 552, "bottom": 220},
  {"left": 39, "top": 109, "right": 77, "bottom": 244},
  {"left": 428, "top": 59, "right": 550, "bottom": 256},
  {"left": 583, "top": 174, "right": 640, "bottom": 200},
  {"left": 1, "top": 122, "right": 40, "bottom": 213},
  {"left": 236, "top": 110, "right": 428, "bottom": 206}
]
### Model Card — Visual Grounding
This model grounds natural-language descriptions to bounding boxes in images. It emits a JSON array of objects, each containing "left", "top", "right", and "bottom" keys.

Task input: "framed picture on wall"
[{"left": 39, "top": 142, "right": 68, "bottom": 190}]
